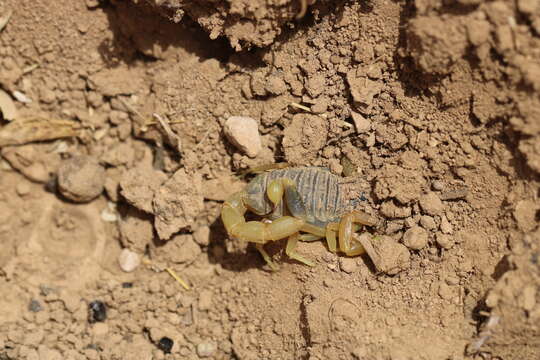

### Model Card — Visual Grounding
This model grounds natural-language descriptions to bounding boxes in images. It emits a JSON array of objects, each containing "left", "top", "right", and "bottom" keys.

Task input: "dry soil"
[{"left": 0, "top": 0, "right": 539, "bottom": 359}]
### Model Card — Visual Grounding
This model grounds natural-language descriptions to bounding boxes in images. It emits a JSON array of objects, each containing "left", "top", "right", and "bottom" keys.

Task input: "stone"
[
  {"left": 193, "top": 226, "right": 211, "bottom": 247},
  {"left": 118, "top": 248, "right": 141, "bottom": 273},
  {"left": 357, "top": 234, "right": 410, "bottom": 275},
  {"left": 0, "top": 89, "right": 17, "bottom": 120},
  {"left": 436, "top": 233, "right": 454, "bottom": 250},
  {"left": 223, "top": 116, "right": 262, "bottom": 158},
  {"left": 419, "top": 215, "right": 436, "bottom": 230},
  {"left": 440, "top": 215, "right": 453, "bottom": 234},
  {"left": 513, "top": 200, "right": 539, "bottom": 232},
  {"left": 351, "top": 111, "right": 370, "bottom": 133},
  {"left": 196, "top": 342, "right": 216, "bottom": 358},
  {"left": 339, "top": 257, "right": 358, "bottom": 274},
  {"left": 57, "top": 155, "right": 105, "bottom": 202},
  {"left": 402, "top": 226, "right": 429, "bottom": 250},
  {"left": 419, "top": 192, "right": 444, "bottom": 215}
]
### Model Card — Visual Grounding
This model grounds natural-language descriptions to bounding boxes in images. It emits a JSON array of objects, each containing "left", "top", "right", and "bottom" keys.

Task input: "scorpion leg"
[
  {"left": 338, "top": 210, "right": 377, "bottom": 256},
  {"left": 286, "top": 233, "right": 315, "bottom": 267},
  {"left": 299, "top": 234, "right": 323, "bottom": 242},
  {"left": 256, "top": 244, "right": 279, "bottom": 271},
  {"left": 325, "top": 223, "right": 339, "bottom": 253}
]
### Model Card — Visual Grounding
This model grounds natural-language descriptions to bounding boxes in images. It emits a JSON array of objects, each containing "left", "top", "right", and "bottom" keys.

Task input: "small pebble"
[
  {"left": 436, "top": 233, "right": 454, "bottom": 249},
  {"left": 402, "top": 226, "right": 428, "bottom": 250},
  {"left": 339, "top": 257, "right": 358, "bottom": 274},
  {"left": 15, "top": 182, "right": 31, "bottom": 196},
  {"left": 440, "top": 215, "right": 453, "bottom": 234},
  {"left": 193, "top": 226, "right": 211, "bottom": 247},
  {"left": 431, "top": 180, "right": 444, "bottom": 191},
  {"left": 122, "top": 282, "right": 133, "bottom": 288},
  {"left": 118, "top": 248, "right": 141, "bottom": 273},
  {"left": 351, "top": 111, "right": 370, "bottom": 133},
  {"left": 0, "top": 89, "right": 17, "bottom": 120},
  {"left": 28, "top": 299, "right": 42, "bottom": 312},
  {"left": 419, "top": 192, "right": 444, "bottom": 216},
  {"left": 223, "top": 116, "right": 262, "bottom": 158},
  {"left": 265, "top": 75, "right": 287, "bottom": 95},
  {"left": 440, "top": 188, "right": 468, "bottom": 200},
  {"left": 196, "top": 342, "right": 217, "bottom": 358},
  {"left": 311, "top": 99, "right": 328, "bottom": 114},
  {"left": 57, "top": 155, "right": 106, "bottom": 202},
  {"left": 12, "top": 90, "right": 32, "bottom": 104},
  {"left": 88, "top": 301, "right": 107, "bottom": 323},
  {"left": 419, "top": 215, "right": 436, "bottom": 230},
  {"left": 157, "top": 337, "right": 174, "bottom": 354}
]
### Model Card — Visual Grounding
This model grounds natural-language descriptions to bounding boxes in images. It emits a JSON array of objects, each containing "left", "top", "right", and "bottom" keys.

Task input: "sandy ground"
[{"left": 0, "top": 0, "right": 539, "bottom": 359}]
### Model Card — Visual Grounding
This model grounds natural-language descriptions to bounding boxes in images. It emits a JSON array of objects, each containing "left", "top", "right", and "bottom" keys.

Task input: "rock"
[
  {"left": 436, "top": 233, "right": 454, "bottom": 249},
  {"left": 339, "top": 257, "right": 358, "bottom": 274},
  {"left": 153, "top": 169, "right": 204, "bottom": 240},
  {"left": 57, "top": 155, "right": 105, "bottom": 202},
  {"left": 167, "top": 234, "right": 202, "bottom": 264},
  {"left": 0, "top": 89, "right": 17, "bottom": 120},
  {"left": 432, "top": 180, "right": 444, "bottom": 191},
  {"left": 438, "top": 282, "right": 454, "bottom": 301},
  {"left": 517, "top": 0, "right": 537, "bottom": 15},
  {"left": 196, "top": 342, "right": 216, "bottom": 358},
  {"left": 357, "top": 234, "right": 410, "bottom": 275},
  {"left": 440, "top": 215, "right": 453, "bottom": 234},
  {"left": 351, "top": 111, "right": 370, "bottom": 133},
  {"left": 402, "top": 226, "right": 428, "bottom": 250},
  {"left": 223, "top": 116, "right": 262, "bottom": 158},
  {"left": 118, "top": 249, "right": 141, "bottom": 273},
  {"left": 419, "top": 215, "right": 436, "bottom": 230},
  {"left": 265, "top": 75, "right": 287, "bottom": 95},
  {"left": 346, "top": 69, "right": 382, "bottom": 110},
  {"left": 120, "top": 166, "right": 167, "bottom": 213},
  {"left": 380, "top": 200, "right": 412, "bottom": 218},
  {"left": 15, "top": 182, "right": 31, "bottom": 196},
  {"left": 419, "top": 192, "right": 444, "bottom": 215},
  {"left": 193, "top": 226, "right": 211, "bottom": 247},
  {"left": 513, "top": 200, "right": 539, "bottom": 232}
]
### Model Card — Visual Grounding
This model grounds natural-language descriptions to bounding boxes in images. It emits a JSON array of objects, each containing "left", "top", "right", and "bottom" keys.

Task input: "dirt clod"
[
  {"left": 153, "top": 169, "right": 204, "bottom": 240},
  {"left": 358, "top": 234, "right": 410, "bottom": 275},
  {"left": 419, "top": 192, "right": 444, "bottom": 216},
  {"left": 402, "top": 226, "right": 429, "bottom": 250},
  {"left": 57, "top": 155, "right": 105, "bottom": 202}
]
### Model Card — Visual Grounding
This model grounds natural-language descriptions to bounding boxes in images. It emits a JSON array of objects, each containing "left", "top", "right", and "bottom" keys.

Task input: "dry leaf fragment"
[{"left": 0, "top": 116, "right": 81, "bottom": 147}]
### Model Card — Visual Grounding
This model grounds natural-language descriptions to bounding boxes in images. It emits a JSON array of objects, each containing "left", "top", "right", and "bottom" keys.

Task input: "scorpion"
[{"left": 221, "top": 164, "right": 376, "bottom": 269}]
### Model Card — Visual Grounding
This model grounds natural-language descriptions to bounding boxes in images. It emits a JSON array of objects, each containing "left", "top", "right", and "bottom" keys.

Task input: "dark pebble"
[
  {"left": 122, "top": 282, "right": 133, "bottom": 288},
  {"left": 158, "top": 337, "right": 174, "bottom": 354},
  {"left": 28, "top": 299, "right": 42, "bottom": 312},
  {"left": 88, "top": 301, "right": 107, "bottom": 323}
]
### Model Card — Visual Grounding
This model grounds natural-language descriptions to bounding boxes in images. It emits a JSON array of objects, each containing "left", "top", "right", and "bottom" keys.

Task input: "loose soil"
[{"left": 0, "top": 0, "right": 539, "bottom": 359}]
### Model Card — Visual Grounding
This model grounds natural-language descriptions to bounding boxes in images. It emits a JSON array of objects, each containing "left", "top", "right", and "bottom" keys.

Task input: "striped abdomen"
[{"left": 245, "top": 167, "right": 345, "bottom": 228}]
